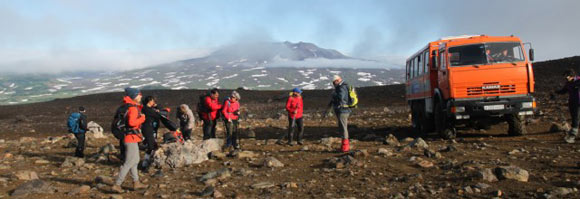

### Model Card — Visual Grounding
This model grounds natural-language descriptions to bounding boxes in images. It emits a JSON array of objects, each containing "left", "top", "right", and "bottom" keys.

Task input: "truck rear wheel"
[
  {"left": 507, "top": 114, "right": 527, "bottom": 136},
  {"left": 411, "top": 102, "right": 427, "bottom": 137}
]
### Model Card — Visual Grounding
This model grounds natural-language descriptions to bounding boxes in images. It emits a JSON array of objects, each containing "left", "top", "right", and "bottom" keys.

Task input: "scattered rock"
[
  {"left": 99, "top": 144, "right": 116, "bottom": 154},
  {"left": 478, "top": 168, "right": 499, "bottom": 182},
  {"left": 324, "top": 155, "right": 359, "bottom": 169},
  {"left": 213, "top": 189, "right": 224, "bottom": 198},
  {"left": 263, "top": 157, "right": 284, "bottom": 168},
  {"left": 11, "top": 179, "right": 55, "bottom": 197},
  {"left": 384, "top": 134, "right": 400, "bottom": 146},
  {"left": 14, "top": 170, "right": 39, "bottom": 181},
  {"left": 199, "top": 168, "right": 231, "bottom": 182},
  {"left": 209, "top": 151, "right": 227, "bottom": 160},
  {"left": 110, "top": 194, "right": 123, "bottom": 199},
  {"left": 417, "top": 160, "right": 434, "bottom": 168},
  {"left": 283, "top": 182, "right": 298, "bottom": 189},
  {"left": 474, "top": 182, "right": 491, "bottom": 189},
  {"left": 234, "top": 150, "right": 259, "bottom": 159},
  {"left": 320, "top": 137, "right": 342, "bottom": 148},
  {"left": 199, "top": 186, "right": 214, "bottom": 197},
  {"left": 35, "top": 159, "right": 50, "bottom": 164},
  {"left": 441, "top": 145, "right": 457, "bottom": 152},
  {"left": 61, "top": 157, "right": 85, "bottom": 167},
  {"left": 378, "top": 148, "right": 394, "bottom": 156},
  {"left": 409, "top": 138, "right": 429, "bottom": 149},
  {"left": 349, "top": 149, "right": 369, "bottom": 158},
  {"left": 69, "top": 185, "right": 91, "bottom": 195},
  {"left": 251, "top": 182, "right": 276, "bottom": 189},
  {"left": 495, "top": 166, "right": 529, "bottom": 182},
  {"left": 552, "top": 187, "right": 576, "bottom": 196},
  {"left": 550, "top": 122, "right": 571, "bottom": 133},
  {"left": 94, "top": 175, "right": 114, "bottom": 185}
]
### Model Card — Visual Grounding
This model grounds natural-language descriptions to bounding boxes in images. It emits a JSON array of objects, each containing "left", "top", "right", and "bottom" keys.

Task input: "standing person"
[
  {"left": 177, "top": 104, "right": 195, "bottom": 141},
  {"left": 111, "top": 87, "right": 147, "bottom": 193},
  {"left": 556, "top": 69, "right": 580, "bottom": 143},
  {"left": 201, "top": 88, "right": 222, "bottom": 140},
  {"left": 222, "top": 91, "right": 242, "bottom": 150},
  {"left": 67, "top": 106, "right": 88, "bottom": 158},
  {"left": 327, "top": 75, "right": 352, "bottom": 152},
  {"left": 140, "top": 96, "right": 178, "bottom": 169},
  {"left": 286, "top": 88, "right": 304, "bottom": 146}
]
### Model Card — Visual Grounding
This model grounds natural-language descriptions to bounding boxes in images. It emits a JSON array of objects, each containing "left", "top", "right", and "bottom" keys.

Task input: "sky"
[{"left": 0, "top": 0, "right": 579, "bottom": 73}]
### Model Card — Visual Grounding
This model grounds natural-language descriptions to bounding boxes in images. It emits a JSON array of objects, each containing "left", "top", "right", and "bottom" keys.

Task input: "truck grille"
[{"left": 467, "top": 82, "right": 516, "bottom": 96}]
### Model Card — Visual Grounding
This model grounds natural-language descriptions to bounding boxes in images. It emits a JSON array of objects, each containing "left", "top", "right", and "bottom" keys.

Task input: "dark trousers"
[
  {"left": 182, "top": 128, "right": 192, "bottom": 141},
  {"left": 288, "top": 117, "right": 304, "bottom": 143},
  {"left": 203, "top": 119, "right": 217, "bottom": 140},
  {"left": 143, "top": 130, "right": 158, "bottom": 154},
  {"left": 570, "top": 104, "right": 580, "bottom": 129},
  {"left": 74, "top": 133, "right": 85, "bottom": 157},
  {"left": 118, "top": 136, "right": 126, "bottom": 162},
  {"left": 224, "top": 120, "right": 239, "bottom": 147}
]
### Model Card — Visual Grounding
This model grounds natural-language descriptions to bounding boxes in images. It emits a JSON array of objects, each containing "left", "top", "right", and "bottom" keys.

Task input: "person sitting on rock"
[
  {"left": 286, "top": 88, "right": 304, "bottom": 146},
  {"left": 140, "top": 95, "right": 178, "bottom": 170},
  {"left": 222, "top": 91, "right": 242, "bottom": 150},
  {"left": 112, "top": 87, "right": 148, "bottom": 193},
  {"left": 556, "top": 69, "right": 580, "bottom": 143}
]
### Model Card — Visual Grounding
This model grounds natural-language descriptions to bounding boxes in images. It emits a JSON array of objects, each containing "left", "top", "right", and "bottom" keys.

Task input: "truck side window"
[
  {"left": 439, "top": 50, "right": 446, "bottom": 70},
  {"left": 424, "top": 51, "right": 429, "bottom": 73}
]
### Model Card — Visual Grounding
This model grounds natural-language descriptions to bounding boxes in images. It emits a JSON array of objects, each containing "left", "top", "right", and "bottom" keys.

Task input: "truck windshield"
[{"left": 448, "top": 42, "right": 524, "bottom": 67}]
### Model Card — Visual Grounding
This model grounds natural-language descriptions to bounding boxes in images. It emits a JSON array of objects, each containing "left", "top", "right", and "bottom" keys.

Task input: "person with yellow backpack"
[{"left": 326, "top": 75, "right": 358, "bottom": 152}]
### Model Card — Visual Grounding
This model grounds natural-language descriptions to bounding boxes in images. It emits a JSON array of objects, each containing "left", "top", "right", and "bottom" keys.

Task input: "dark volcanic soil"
[{"left": 0, "top": 56, "right": 579, "bottom": 198}]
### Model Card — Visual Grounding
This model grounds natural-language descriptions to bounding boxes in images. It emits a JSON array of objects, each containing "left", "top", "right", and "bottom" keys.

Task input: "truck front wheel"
[
  {"left": 507, "top": 114, "right": 527, "bottom": 136},
  {"left": 434, "top": 102, "right": 456, "bottom": 139}
]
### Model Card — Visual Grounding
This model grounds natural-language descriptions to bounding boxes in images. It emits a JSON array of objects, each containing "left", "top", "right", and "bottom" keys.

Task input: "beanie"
[
  {"left": 292, "top": 87, "right": 302, "bottom": 94},
  {"left": 124, "top": 87, "right": 141, "bottom": 99}
]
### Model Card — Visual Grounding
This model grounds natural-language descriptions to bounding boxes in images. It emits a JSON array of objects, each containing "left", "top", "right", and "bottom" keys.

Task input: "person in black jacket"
[
  {"left": 141, "top": 96, "right": 178, "bottom": 169},
  {"left": 556, "top": 69, "right": 580, "bottom": 143},
  {"left": 326, "top": 75, "right": 352, "bottom": 152}
]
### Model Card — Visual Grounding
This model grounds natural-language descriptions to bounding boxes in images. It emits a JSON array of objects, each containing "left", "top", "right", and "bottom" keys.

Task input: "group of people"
[{"left": 65, "top": 74, "right": 355, "bottom": 192}]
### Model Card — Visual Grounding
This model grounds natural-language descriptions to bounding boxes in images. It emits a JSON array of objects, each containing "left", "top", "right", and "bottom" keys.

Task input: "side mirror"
[{"left": 529, "top": 48, "right": 535, "bottom": 61}]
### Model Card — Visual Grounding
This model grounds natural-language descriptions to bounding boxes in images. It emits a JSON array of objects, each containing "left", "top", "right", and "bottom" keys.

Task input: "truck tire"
[
  {"left": 507, "top": 114, "right": 527, "bottom": 136},
  {"left": 411, "top": 102, "right": 426, "bottom": 137},
  {"left": 434, "top": 102, "right": 456, "bottom": 139}
]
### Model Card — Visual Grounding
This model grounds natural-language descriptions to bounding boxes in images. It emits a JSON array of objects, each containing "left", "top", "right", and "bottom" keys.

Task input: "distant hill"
[{"left": 0, "top": 41, "right": 403, "bottom": 105}]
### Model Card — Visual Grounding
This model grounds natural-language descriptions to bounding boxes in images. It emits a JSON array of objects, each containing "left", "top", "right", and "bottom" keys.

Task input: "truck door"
[{"left": 438, "top": 49, "right": 451, "bottom": 99}]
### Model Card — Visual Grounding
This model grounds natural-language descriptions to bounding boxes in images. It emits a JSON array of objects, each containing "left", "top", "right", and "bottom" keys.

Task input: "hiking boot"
[
  {"left": 569, "top": 128, "right": 579, "bottom": 136},
  {"left": 133, "top": 181, "right": 148, "bottom": 190},
  {"left": 565, "top": 135, "right": 576, "bottom": 144},
  {"left": 341, "top": 139, "right": 350, "bottom": 152},
  {"left": 111, "top": 185, "right": 124, "bottom": 193},
  {"left": 297, "top": 141, "right": 304, "bottom": 145},
  {"left": 287, "top": 142, "right": 294, "bottom": 146}
]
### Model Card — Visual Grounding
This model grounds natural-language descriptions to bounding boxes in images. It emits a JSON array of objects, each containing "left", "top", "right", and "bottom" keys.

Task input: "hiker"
[
  {"left": 201, "top": 88, "right": 222, "bottom": 140},
  {"left": 222, "top": 91, "right": 242, "bottom": 150},
  {"left": 327, "top": 75, "right": 352, "bottom": 152},
  {"left": 177, "top": 104, "right": 195, "bottom": 141},
  {"left": 112, "top": 87, "right": 147, "bottom": 193},
  {"left": 286, "top": 88, "right": 304, "bottom": 146},
  {"left": 556, "top": 69, "right": 580, "bottom": 143},
  {"left": 67, "top": 106, "right": 88, "bottom": 158},
  {"left": 141, "top": 96, "right": 178, "bottom": 169}
]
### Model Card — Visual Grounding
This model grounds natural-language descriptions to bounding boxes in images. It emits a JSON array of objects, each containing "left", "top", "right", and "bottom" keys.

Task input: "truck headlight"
[
  {"left": 452, "top": 106, "right": 465, "bottom": 113},
  {"left": 522, "top": 102, "right": 533, "bottom": 109}
]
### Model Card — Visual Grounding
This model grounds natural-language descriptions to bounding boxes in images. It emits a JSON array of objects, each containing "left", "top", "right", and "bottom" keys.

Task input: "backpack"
[
  {"left": 67, "top": 112, "right": 83, "bottom": 134},
  {"left": 163, "top": 131, "right": 184, "bottom": 144},
  {"left": 110, "top": 104, "right": 136, "bottom": 139},
  {"left": 347, "top": 85, "right": 359, "bottom": 108},
  {"left": 196, "top": 94, "right": 210, "bottom": 119}
]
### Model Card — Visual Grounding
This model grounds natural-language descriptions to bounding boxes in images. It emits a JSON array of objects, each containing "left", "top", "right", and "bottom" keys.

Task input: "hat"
[
  {"left": 78, "top": 106, "right": 85, "bottom": 112},
  {"left": 292, "top": 87, "right": 302, "bottom": 94},
  {"left": 124, "top": 87, "right": 141, "bottom": 99},
  {"left": 333, "top": 75, "right": 341, "bottom": 81},
  {"left": 231, "top": 91, "right": 241, "bottom": 100}
]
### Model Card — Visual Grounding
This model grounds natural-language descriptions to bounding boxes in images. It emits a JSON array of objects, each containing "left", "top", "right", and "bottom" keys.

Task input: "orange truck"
[{"left": 405, "top": 35, "right": 536, "bottom": 139}]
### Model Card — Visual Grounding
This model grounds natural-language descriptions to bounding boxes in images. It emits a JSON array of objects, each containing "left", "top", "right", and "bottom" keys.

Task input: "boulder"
[
  {"left": 495, "top": 166, "right": 529, "bottom": 182},
  {"left": 11, "top": 180, "right": 55, "bottom": 197},
  {"left": 153, "top": 139, "right": 223, "bottom": 168},
  {"left": 87, "top": 121, "right": 105, "bottom": 139}
]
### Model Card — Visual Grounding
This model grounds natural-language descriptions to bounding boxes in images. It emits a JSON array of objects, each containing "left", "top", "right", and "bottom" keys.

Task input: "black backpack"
[{"left": 110, "top": 104, "right": 135, "bottom": 139}]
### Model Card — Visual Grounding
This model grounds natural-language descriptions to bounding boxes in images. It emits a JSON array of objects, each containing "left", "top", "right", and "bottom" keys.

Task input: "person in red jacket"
[
  {"left": 202, "top": 88, "right": 223, "bottom": 140},
  {"left": 112, "top": 87, "right": 147, "bottom": 193},
  {"left": 286, "top": 88, "right": 304, "bottom": 146},
  {"left": 222, "top": 91, "right": 241, "bottom": 150}
]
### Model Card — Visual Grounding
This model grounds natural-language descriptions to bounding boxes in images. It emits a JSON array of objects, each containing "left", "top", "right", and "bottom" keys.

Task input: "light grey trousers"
[
  {"left": 115, "top": 142, "right": 140, "bottom": 185},
  {"left": 337, "top": 113, "right": 350, "bottom": 139}
]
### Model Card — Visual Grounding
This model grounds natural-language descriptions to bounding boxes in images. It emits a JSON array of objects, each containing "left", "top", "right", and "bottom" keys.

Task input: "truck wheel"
[
  {"left": 507, "top": 114, "right": 527, "bottom": 136},
  {"left": 434, "top": 102, "right": 455, "bottom": 139},
  {"left": 411, "top": 104, "right": 425, "bottom": 137}
]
